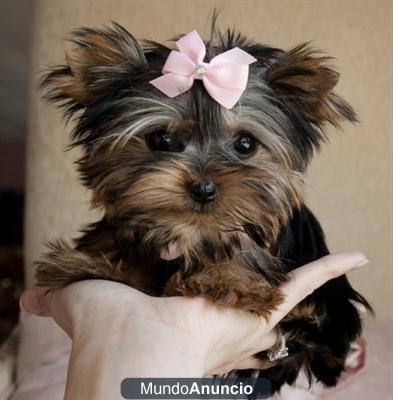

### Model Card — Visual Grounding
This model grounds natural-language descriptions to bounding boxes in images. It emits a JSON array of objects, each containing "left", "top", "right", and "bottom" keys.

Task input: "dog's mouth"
[{"left": 157, "top": 226, "right": 260, "bottom": 262}]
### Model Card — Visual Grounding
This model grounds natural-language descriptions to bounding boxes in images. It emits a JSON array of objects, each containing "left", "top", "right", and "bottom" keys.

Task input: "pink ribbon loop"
[{"left": 149, "top": 30, "right": 257, "bottom": 109}]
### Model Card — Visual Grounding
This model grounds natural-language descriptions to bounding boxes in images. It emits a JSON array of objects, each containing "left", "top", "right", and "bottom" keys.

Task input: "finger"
[
  {"left": 204, "top": 322, "right": 279, "bottom": 376},
  {"left": 210, "top": 354, "right": 275, "bottom": 375},
  {"left": 19, "top": 287, "right": 53, "bottom": 317},
  {"left": 253, "top": 325, "right": 279, "bottom": 353},
  {"left": 268, "top": 251, "right": 369, "bottom": 329},
  {"left": 349, "top": 300, "right": 367, "bottom": 315},
  {"left": 233, "top": 356, "right": 274, "bottom": 371},
  {"left": 210, "top": 358, "right": 262, "bottom": 375}
]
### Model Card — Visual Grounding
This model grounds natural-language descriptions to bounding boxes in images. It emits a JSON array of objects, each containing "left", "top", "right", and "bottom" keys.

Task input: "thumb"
[{"left": 267, "top": 251, "right": 369, "bottom": 330}]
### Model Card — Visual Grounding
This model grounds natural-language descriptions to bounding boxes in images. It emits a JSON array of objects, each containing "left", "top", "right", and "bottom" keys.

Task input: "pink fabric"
[
  {"left": 149, "top": 30, "right": 257, "bottom": 109},
  {"left": 11, "top": 311, "right": 70, "bottom": 400}
]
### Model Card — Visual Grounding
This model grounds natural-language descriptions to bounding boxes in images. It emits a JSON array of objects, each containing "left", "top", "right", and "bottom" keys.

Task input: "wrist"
[{"left": 64, "top": 311, "right": 206, "bottom": 399}]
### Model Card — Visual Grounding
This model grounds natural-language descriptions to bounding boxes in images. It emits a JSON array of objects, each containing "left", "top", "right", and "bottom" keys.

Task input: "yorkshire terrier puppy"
[{"left": 35, "top": 22, "right": 370, "bottom": 394}]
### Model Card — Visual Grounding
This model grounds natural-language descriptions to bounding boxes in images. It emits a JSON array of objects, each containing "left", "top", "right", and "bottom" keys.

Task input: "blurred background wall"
[
  {"left": 23, "top": 0, "right": 392, "bottom": 321},
  {"left": 0, "top": 0, "right": 31, "bottom": 342}
]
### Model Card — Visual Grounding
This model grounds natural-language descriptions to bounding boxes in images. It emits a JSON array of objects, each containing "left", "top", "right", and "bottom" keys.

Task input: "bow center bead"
[{"left": 194, "top": 64, "right": 207, "bottom": 79}]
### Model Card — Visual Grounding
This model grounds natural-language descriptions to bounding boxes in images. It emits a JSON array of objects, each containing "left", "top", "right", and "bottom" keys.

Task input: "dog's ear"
[
  {"left": 41, "top": 23, "right": 147, "bottom": 111},
  {"left": 264, "top": 44, "right": 356, "bottom": 128}
]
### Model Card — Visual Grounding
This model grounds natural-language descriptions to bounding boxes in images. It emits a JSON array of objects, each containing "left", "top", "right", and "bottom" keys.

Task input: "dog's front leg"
[
  {"left": 35, "top": 240, "right": 131, "bottom": 290},
  {"left": 164, "top": 262, "right": 283, "bottom": 319}
]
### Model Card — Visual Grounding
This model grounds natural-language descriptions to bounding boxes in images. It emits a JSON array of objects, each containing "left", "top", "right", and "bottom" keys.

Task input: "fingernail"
[
  {"left": 354, "top": 258, "right": 369, "bottom": 268},
  {"left": 19, "top": 295, "right": 26, "bottom": 312},
  {"left": 349, "top": 300, "right": 367, "bottom": 314}
]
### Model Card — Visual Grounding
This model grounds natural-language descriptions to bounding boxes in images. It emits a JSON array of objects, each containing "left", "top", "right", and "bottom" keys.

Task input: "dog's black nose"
[{"left": 189, "top": 181, "right": 217, "bottom": 204}]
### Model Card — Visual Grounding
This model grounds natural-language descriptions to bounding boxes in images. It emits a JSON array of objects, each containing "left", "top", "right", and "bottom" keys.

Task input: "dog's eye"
[
  {"left": 147, "top": 130, "right": 185, "bottom": 152},
  {"left": 233, "top": 132, "right": 258, "bottom": 156}
]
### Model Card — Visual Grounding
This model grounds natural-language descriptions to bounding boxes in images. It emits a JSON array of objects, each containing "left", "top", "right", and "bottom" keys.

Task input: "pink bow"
[{"left": 149, "top": 30, "right": 257, "bottom": 109}]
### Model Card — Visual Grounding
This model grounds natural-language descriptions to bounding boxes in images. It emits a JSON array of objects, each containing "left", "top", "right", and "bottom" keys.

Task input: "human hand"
[{"left": 20, "top": 251, "right": 368, "bottom": 398}]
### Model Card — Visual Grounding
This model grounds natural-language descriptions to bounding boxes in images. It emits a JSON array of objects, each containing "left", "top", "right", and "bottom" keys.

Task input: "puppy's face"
[{"left": 42, "top": 23, "right": 355, "bottom": 262}]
